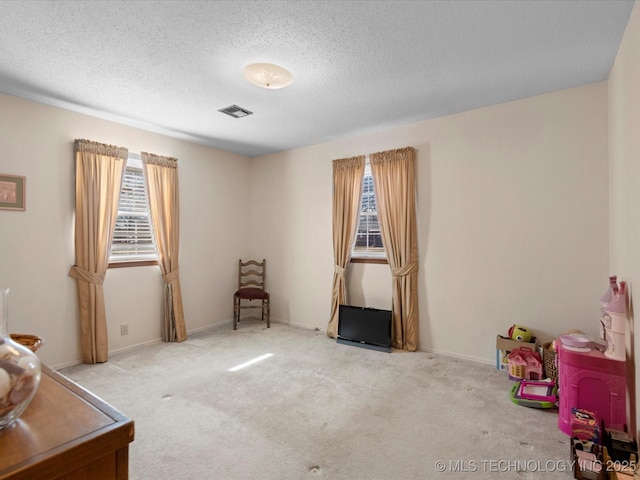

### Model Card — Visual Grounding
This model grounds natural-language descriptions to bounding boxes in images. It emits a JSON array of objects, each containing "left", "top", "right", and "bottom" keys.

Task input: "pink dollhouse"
[{"left": 508, "top": 347, "right": 543, "bottom": 381}]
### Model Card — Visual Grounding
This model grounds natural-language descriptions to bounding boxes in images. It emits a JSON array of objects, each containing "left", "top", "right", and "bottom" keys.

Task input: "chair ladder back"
[
  {"left": 238, "top": 259, "right": 266, "bottom": 290},
  {"left": 234, "top": 258, "right": 270, "bottom": 330}
]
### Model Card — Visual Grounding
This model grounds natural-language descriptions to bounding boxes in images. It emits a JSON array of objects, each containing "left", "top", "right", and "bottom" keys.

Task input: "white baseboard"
[
  {"left": 52, "top": 319, "right": 232, "bottom": 370},
  {"left": 51, "top": 359, "right": 85, "bottom": 370},
  {"left": 418, "top": 346, "right": 494, "bottom": 366},
  {"left": 50, "top": 339, "right": 163, "bottom": 370},
  {"left": 187, "top": 319, "right": 230, "bottom": 333},
  {"left": 266, "top": 321, "right": 493, "bottom": 365},
  {"left": 52, "top": 319, "right": 493, "bottom": 371}
]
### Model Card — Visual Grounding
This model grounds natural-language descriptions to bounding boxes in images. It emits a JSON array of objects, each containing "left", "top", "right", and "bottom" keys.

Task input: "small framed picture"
[{"left": 0, "top": 174, "right": 25, "bottom": 211}]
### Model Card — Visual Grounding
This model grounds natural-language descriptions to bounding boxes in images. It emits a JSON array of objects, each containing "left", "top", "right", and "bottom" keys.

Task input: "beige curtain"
[
  {"left": 69, "top": 139, "right": 127, "bottom": 363},
  {"left": 370, "top": 147, "right": 419, "bottom": 351},
  {"left": 327, "top": 155, "right": 365, "bottom": 338},
  {"left": 142, "top": 152, "right": 187, "bottom": 342}
]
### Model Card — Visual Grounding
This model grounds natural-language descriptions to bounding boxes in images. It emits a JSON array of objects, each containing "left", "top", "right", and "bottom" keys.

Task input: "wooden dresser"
[{"left": 0, "top": 364, "right": 134, "bottom": 480}]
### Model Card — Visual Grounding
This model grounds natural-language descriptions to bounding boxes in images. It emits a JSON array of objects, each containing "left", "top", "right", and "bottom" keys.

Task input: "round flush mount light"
[{"left": 243, "top": 63, "right": 294, "bottom": 89}]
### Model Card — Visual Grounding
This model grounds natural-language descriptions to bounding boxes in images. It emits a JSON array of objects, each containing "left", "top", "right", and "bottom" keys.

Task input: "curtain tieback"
[
  {"left": 162, "top": 267, "right": 180, "bottom": 284},
  {"left": 391, "top": 262, "right": 418, "bottom": 277},
  {"left": 334, "top": 264, "right": 346, "bottom": 276},
  {"left": 68, "top": 265, "right": 105, "bottom": 285}
]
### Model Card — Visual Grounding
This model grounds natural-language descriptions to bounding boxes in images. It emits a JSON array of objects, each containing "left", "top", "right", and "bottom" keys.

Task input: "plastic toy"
[
  {"left": 508, "top": 346, "right": 543, "bottom": 381},
  {"left": 571, "top": 408, "right": 599, "bottom": 443},
  {"left": 508, "top": 324, "right": 532, "bottom": 342},
  {"left": 510, "top": 380, "right": 558, "bottom": 408}
]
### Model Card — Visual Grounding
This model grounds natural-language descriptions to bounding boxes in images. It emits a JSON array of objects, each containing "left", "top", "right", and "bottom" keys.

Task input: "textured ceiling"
[{"left": 0, "top": 0, "right": 635, "bottom": 157}]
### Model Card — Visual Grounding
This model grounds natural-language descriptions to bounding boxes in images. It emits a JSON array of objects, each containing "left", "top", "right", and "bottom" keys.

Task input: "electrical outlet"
[{"left": 120, "top": 324, "right": 128, "bottom": 336}]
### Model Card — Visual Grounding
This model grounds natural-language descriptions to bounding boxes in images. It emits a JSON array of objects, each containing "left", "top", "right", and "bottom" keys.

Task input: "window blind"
[
  {"left": 110, "top": 156, "right": 158, "bottom": 262},
  {"left": 353, "top": 160, "right": 385, "bottom": 257}
]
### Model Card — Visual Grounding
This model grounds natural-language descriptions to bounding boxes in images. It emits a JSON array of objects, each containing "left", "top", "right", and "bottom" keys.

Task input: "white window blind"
[
  {"left": 352, "top": 160, "right": 385, "bottom": 258},
  {"left": 110, "top": 154, "right": 158, "bottom": 263}
]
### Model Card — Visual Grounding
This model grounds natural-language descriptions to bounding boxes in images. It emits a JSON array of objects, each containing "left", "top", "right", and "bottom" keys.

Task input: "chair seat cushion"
[{"left": 235, "top": 287, "right": 269, "bottom": 300}]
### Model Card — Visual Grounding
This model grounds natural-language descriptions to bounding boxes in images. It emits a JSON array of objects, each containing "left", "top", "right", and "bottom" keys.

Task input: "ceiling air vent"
[{"left": 218, "top": 104, "right": 253, "bottom": 118}]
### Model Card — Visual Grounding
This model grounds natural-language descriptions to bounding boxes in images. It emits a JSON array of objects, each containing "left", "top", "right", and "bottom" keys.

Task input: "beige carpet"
[{"left": 59, "top": 321, "right": 572, "bottom": 479}]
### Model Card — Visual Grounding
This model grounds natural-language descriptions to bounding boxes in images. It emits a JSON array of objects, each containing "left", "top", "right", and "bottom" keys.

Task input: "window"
[
  {"left": 352, "top": 160, "right": 385, "bottom": 261},
  {"left": 109, "top": 154, "right": 158, "bottom": 265}
]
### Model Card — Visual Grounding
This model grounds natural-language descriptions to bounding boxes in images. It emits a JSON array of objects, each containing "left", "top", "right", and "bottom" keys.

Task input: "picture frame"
[{"left": 0, "top": 174, "right": 25, "bottom": 211}]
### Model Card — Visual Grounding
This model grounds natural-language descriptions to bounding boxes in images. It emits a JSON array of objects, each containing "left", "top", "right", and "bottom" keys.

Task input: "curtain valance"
[
  {"left": 141, "top": 151, "right": 178, "bottom": 168},
  {"left": 74, "top": 139, "right": 128, "bottom": 160}
]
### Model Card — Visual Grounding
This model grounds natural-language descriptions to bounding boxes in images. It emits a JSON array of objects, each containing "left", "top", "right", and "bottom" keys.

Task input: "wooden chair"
[{"left": 233, "top": 259, "right": 270, "bottom": 330}]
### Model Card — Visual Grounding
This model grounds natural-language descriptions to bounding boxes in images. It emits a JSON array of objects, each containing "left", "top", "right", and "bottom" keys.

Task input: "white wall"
[
  {"left": 251, "top": 82, "right": 609, "bottom": 364},
  {"left": 0, "top": 78, "right": 612, "bottom": 373},
  {"left": 608, "top": 1, "right": 640, "bottom": 440},
  {"left": 0, "top": 93, "right": 252, "bottom": 368}
]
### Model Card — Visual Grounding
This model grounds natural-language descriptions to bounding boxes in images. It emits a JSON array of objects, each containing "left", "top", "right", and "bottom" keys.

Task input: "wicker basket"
[
  {"left": 9, "top": 333, "right": 45, "bottom": 353},
  {"left": 542, "top": 341, "right": 557, "bottom": 383}
]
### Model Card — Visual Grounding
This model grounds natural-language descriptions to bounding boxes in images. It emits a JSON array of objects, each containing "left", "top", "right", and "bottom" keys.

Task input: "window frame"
[
  {"left": 108, "top": 153, "right": 158, "bottom": 268},
  {"left": 350, "top": 159, "right": 387, "bottom": 264}
]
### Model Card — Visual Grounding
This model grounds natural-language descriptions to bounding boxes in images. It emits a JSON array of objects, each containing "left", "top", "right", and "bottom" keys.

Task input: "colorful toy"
[
  {"left": 508, "top": 324, "right": 532, "bottom": 342},
  {"left": 508, "top": 346, "right": 543, "bottom": 381},
  {"left": 510, "top": 380, "right": 558, "bottom": 408},
  {"left": 495, "top": 334, "right": 537, "bottom": 371},
  {"left": 571, "top": 408, "right": 599, "bottom": 443},
  {"left": 557, "top": 337, "right": 627, "bottom": 436}
]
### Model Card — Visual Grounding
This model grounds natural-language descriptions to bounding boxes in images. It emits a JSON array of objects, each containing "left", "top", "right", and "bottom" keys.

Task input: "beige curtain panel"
[
  {"left": 371, "top": 147, "right": 419, "bottom": 351},
  {"left": 142, "top": 152, "right": 187, "bottom": 343},
  {"left": 69, "top": 139, "right": 127, "bottom": 363},
  {"left": 327, "top": 155, "right": 365, "bottom": 339}
]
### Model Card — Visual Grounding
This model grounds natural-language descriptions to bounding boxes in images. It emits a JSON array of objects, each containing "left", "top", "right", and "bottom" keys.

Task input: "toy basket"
[{"left": 542, "top": 342, "right": 557, "bottom": 383}]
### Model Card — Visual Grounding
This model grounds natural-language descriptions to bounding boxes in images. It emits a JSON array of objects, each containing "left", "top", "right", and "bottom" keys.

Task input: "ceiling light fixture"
[{"left": 243, "top": 63, "right": 294, "bottom": 89}]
